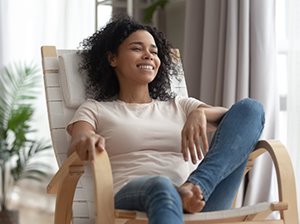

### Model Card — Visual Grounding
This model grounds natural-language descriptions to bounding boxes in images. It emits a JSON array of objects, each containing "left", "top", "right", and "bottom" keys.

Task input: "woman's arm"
[
  {"left": 181, "top": 104, "right": 228, "bottom": 164},
  {"left": 201, "top": 105, "right": 228, "bottom": 131},
  {"left": 68, "top": 121, "right": 105, "bottom": 161}
]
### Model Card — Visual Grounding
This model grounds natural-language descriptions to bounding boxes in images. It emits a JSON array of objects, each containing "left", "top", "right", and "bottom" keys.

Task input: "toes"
[
  {"left": 192, "top": 185, "right": 203, "bottom": 199},
  {"left": 178, "top": 183, "right": 205, "bottom": 213},
  {"left": 191, "top": 199, "right": 205, "bottom": 213}
]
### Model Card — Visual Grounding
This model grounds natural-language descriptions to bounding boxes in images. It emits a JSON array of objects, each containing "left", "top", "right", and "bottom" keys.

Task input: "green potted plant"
[{"left": 0, "top": 63, "right": 52, "bottom": 224}]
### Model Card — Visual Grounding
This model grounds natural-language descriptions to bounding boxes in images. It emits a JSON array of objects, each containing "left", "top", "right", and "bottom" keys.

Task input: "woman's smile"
[{"left": 137, "top": 64, "right": 155, "bottom": 71}]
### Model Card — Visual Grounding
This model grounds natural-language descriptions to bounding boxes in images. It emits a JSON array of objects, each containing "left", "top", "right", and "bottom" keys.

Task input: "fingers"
[
  {"left": 181, "top": 137, "right": 189, "bottom": 161},
  {"left": 87, "top": 141, "right": 95, "bottom": 161},
  {"left": 182, "top": 127, "right": 209, "bottom": 164},
  {"left": 201, "top": 131, "right": 209, "bottom": 154},
  {"left": 188, "top": 134, "right": 197, "bottom": 164},
  {"left": 74, "top": 134, "right": 105, "bottom": 161},
  {"left": 181, "top": 109, "right": 209, "bottom": 164},
  {"left": 194, "top": 134, "right": 202, "bottom": 160},
  {"left": 96, "top": 136, "right": 105, "bottom": 152}
]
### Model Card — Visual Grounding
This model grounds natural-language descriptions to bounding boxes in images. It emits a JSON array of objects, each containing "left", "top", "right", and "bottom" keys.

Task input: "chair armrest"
[
  {"left": 48, "top": 150, "right": 115, "bottom": 224},
  {"left": 255, "top": 140, "right": 299, "bottom": 223},
  {"left": 47, "top": 151, "right": 84, "bottom": 194},
  {"left": 92, "top": 150, "right": 115, "bottom": 224},
  {"left": 245, "top": 145, "right": 266, "bottom": 174}
]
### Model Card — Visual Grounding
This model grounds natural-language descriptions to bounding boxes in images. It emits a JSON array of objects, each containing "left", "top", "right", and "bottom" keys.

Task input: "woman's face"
[{"left": 109, "top": 30, "right": 161, "bottom": 87}]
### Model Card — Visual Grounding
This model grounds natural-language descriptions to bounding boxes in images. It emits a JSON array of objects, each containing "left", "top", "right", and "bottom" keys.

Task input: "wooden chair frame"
[{"left": 41, "top": 46, "right": 299, "bottom": 224}]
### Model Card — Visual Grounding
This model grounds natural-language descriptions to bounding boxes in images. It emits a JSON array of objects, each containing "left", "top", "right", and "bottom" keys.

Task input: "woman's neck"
[{"left": 118, "top": 88, "right": 152, "bottom": 104}]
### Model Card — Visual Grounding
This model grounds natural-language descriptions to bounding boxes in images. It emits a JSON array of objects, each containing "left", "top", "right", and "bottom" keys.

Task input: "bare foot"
[{"left": 178, "top": 182, "right": 205, "bottom": 213}]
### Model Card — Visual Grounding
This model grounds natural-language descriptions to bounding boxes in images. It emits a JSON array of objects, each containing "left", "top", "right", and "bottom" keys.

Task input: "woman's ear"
[{"left": 107, "top": 52, "right": 117, "bottom": 67}]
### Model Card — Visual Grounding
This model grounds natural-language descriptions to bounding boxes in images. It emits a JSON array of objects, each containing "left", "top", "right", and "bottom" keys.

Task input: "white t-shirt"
[{"left": 67, "top": 96, "right": 204, "bottom": 194}]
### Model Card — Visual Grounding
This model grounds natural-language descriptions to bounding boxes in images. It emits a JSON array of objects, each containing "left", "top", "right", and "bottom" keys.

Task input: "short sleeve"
[
  {"left": 175, "top": 96, "right": 205, "bottom": 115},
  {"left": 66, "top": 99, "right": 98, "bottom": 135}
]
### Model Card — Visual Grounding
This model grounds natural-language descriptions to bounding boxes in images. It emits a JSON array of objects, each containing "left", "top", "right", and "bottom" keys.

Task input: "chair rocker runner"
[{"left": 41, "top": 45, "right": 299, "bottom": 224}]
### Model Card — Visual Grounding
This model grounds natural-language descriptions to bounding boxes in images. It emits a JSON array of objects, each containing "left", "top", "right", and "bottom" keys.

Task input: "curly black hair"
[{"left": 78, "top": 16, "right": 178, "bottom": 101}]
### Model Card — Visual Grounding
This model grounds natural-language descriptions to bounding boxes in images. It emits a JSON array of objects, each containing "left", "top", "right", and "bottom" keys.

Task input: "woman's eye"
[
  {"left": 132, "top": 47, "right": 141, "bottom": 51},
  {"left": 151, "top": 51, "right": 158, "bottom": 55}
]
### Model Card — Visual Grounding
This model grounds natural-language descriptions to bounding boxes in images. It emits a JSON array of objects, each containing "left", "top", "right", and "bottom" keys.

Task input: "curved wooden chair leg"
[
  {"left": 47, "top": 152, "right": 84, "bottom": 224},
  {"left": 255, "top": 140, "right": 299, "bottom": 223}
]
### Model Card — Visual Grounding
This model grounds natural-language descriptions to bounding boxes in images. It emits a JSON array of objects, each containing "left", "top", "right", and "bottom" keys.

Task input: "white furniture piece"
[{"left": 41, "top": 45, "right": 299, "bottom": 224}]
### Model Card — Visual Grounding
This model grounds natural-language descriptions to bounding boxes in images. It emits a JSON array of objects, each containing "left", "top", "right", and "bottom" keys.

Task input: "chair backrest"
[{"left": 41, "top": 46, "right": 188, "bottom": 223}]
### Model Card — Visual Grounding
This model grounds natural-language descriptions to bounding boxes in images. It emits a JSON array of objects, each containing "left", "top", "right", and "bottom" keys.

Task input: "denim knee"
[
  {"left": 146, "top": 176, "right": 173, "bottom": 190},
  {"left": 234, "top": 98, "right": 265, "bottom": 125},
  {"left": 145, "top": 176, "right": 179, "bottom": 199},
  {"left": 144, "top": 176, "right": 182, "bottom": 208}
]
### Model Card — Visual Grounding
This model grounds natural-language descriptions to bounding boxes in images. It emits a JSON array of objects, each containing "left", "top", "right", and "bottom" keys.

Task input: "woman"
[{"left": 67, "top": 17, "right": 265, "bottom": 224}]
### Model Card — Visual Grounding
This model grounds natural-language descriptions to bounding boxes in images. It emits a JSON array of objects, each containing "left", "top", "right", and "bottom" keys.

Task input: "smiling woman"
[{"left": 66, "top": 16, "right": 265, "bottom": 224}]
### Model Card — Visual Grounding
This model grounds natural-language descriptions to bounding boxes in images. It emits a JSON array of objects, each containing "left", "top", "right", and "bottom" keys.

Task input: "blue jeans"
[{"left": 114, "top": 98, "right": 265, "bottom": 224}]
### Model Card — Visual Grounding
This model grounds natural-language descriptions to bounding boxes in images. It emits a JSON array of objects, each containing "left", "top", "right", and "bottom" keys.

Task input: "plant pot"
[{"left": 0, "top": 209, "right": 19, "bottom": 224}]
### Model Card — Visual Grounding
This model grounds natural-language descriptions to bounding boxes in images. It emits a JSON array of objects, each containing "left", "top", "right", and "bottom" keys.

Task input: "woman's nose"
[{"left": 142, "top": 51, "right": 153, "bottom": 60}]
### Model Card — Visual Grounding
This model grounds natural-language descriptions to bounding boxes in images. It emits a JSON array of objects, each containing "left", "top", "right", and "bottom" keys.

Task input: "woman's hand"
[
  {"left": 68, "top": 121, "right": 105, "bottom": 161},
  {"left": 181, "top": 107, "right": 208, "bottom": 164},
  {"left": 181, "top": 105, "right": 228, "bottom": 164}
]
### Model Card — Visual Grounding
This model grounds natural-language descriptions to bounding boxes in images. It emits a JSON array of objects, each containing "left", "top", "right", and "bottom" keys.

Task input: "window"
[
  {"left": 276, "top": 0, "right": 288, "bottom": 144},
  {"left": 276, "top": 0, "right": 300, "bottom": 215},
  {"left": 95, "top": 0, "right": 113, "bottom": 30},
  {"left": 95, "top": 0, "right": 156, "bottom": 30}
]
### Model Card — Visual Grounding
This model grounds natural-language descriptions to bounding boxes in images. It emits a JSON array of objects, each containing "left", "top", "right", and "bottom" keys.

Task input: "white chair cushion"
[{"left": 58, "top": 53, "right": 86, "bottom": 108}]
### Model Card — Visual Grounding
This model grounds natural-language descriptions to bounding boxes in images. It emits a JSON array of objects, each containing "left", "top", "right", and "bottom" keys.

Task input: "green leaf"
[
  {"left": 10, "top": 140, "right": 52, "bottom": 181},
  {"left": 8, "top": 106, "right": 34, "bottom": 153},
  {"left": 0, "top": 62, "right": 41, "bottom": 131}
]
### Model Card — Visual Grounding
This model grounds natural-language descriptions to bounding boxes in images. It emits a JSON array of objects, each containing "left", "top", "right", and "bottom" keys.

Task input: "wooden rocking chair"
[{"left": 41, "top": 45, "right": 299, "bottom": 224}]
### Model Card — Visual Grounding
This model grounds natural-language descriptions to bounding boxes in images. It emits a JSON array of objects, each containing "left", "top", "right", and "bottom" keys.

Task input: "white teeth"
[{"left": 138, "top": 65, "right": 153, "bottom": 70}]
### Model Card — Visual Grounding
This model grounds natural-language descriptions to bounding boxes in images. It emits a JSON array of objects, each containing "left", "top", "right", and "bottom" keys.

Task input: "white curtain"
[
  {"left": 287, "top": 0, "right": 300, "bottom": 216},
  {"left": 0, "top": 0, "right": 95, "bottom": 214},
  {"left": 0, "top": 0, "right": 95, "bottom": 140},
  {"left": 183, "top": 0, "right": 279, "bottom": 207}
]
